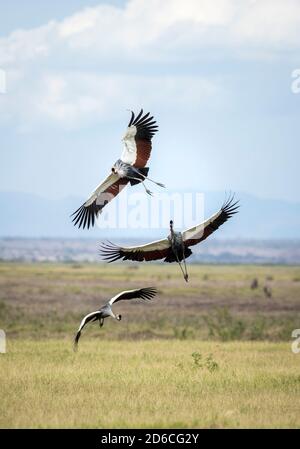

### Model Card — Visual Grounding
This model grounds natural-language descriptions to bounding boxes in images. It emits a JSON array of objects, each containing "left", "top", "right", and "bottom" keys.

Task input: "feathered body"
[
  {"left": 112, "top": 159, "right": 149, "bottom": 185},
  {"left": 166, "top": 224, "right": 192, "bottom": 263}
]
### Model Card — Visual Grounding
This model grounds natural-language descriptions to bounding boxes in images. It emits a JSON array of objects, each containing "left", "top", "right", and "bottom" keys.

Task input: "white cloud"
[
  {"left": 0, "top": 0, "right": 299, "bottom": 128},
  {"left": 234, "top": 0, "right": 300, "bottom": 48},
  {"left": 2, "top": 0, "right": 300, "bottom": 66},
  {"left": 1, "top": 70, "right": 219, "bottom": 130},
  {"left": 59, "top": 7, "right": 99, "bottom": 38},
  {"left": 0, "top": 21, "right": 55, "bottom": 65}
]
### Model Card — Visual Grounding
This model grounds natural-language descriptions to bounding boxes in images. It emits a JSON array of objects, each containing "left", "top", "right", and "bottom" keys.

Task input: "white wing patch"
[
  {"left": 121, "top": 125, "right": 137, "bottom": 165},
  {"left": 78, "top": 311, "right": 98, "bottom": 332},
  {"left": 182, "top": 210, "right": 222, "bottom": 242},
  {"left": 108, "top": 289, "right": 136, "bottom": 306},
  {"left": 122, "top": 238, "right": 170, "bottom": 252},
  {"left": 84, "top": 172, "right": 119, "bottom": 207}
]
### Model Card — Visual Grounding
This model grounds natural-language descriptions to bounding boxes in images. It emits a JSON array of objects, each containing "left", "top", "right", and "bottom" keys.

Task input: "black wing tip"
[
  {"left": 99, "top": 241, "right": 123, "bottom": 262},
  {"left": 127, "top": 108, "right": 158, "bottom": 138},
  {"left": 70, "top": 205, "right": 83, "bottom": 217},
  {"left": 70, "top": 205, "right": 86, "bottom": 229},
  {"left": 73, "top": 332, "right": 80, "bottom": 352},
  {"left": 128, "top": 109, "right": 135, "bottom": 126},
  {"left": 138, "top": 286, "right": 158, "bottom": 301},
  {"left": 141, "top": 286, "right": 157, "bottom": 293},
  {"left": 222, "top": 193, "right": 240, "bottom": 216},
  {"left": 71, "top": 202, "right": 98, "bottom": 229}
]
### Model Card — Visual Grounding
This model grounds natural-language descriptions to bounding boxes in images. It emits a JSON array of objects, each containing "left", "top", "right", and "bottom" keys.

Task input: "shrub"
[{"left": 192, "top": 352, "right": 219, "bottom": 372}]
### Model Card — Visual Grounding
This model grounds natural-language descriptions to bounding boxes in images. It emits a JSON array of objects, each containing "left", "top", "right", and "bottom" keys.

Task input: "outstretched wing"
[
  {"left": 71, "top": 173, "right": 129, "bottom": 229},
  {"left": 100, "top": 238, "right": 171, "bottom": 262},
  {"left": 121, "top": 109, "right": 158, "bottom": 168},
  {"left": 108, "top": 287, "right": 157, "bottom": 305},
  {"left": 182, "top": 195, "right": 240, "bottom": 247},
  {"left": 73, "top": 311, "right": 99, "bottom": 350}
]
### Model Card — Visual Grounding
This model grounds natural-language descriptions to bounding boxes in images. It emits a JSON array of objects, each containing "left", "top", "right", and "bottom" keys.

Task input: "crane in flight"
[
  {"left": 74, "top": 287, "right": 157, "bottom": 350},
  {"left": 71, "top": 109, "right": 164, "bottom": 229},
  {"left": 100, "top": 196, "right": 239, "bottom": 282}
]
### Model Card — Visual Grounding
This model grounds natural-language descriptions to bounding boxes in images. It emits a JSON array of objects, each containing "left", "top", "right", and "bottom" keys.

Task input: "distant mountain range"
[{"left": 0, "top": 190, "right": 299, "bottom": 239}]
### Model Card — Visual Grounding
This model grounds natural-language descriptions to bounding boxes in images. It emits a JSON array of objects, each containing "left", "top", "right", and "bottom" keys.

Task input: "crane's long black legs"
[
  {"left": 182, "top": 249, "right": 189, "bottom": 282},
  {"left": 175, "top": 251, "right": 189, "bottom": 283},
  {"left": 127, "top": 176, "right": 153, "bottom": 196},
  {"left": 141, "top": 182, "right": 153, "bottom": 196},
  {"left": 143, "top": 177, "right": 165, "bottom": 188},
  {"left": 99, "top": 318, "right": 104, "bottom": 327},
  {"left": 130, "top": 167, "right": 165, "bottom": 188}
]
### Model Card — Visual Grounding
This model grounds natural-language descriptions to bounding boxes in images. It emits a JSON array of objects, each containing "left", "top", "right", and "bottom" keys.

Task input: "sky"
[{"left": 0, "top": 0, "right": 300, "bottom": 204}]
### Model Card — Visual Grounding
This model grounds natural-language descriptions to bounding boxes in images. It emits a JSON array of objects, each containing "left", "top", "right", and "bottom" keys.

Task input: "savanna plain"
[{"left": 0, "top": 262, "right": 300, "bottom": 428}]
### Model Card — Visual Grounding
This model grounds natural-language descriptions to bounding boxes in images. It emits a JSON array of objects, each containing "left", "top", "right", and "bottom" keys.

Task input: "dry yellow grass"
[
  {"left": 1, "top": 263, "right": 300, "bottom": 428},
  {"left": 1, "top": 340, "right": 300, "bottom": 428}
]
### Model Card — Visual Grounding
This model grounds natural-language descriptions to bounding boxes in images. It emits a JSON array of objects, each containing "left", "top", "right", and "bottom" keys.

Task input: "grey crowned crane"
[
  {"left": 100, "top": 196, "right": 239, "bottom": 282},
  {"left": 73, "top": 287, "right": 157, "bottom": 350},
  {"left": 71, "top": 109, "right": 164, "bottom": 229}
]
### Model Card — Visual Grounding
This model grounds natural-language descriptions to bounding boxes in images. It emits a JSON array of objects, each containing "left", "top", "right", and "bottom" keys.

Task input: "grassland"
[
  {"left": 0, "top": 262, "right": 300, "bottom": 428},
  {"left": 1, "top": 340, "right": 300, "bottom": 428}
]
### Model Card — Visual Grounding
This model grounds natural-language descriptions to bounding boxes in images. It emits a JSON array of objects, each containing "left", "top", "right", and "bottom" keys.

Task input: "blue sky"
[{"left": 0, "top": 0, "right": 300, "bottom": 204}]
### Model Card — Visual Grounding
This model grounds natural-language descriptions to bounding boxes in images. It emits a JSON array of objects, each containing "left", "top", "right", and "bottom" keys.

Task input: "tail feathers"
[
  {"left": 129, "top": 167, "right": 149, "bottom": 185},
  {"left": 164, "top": 247, "right": 193, "bottom": 263},
  {"left": 138, "top": 167, "right": 149, "bottom": 177}
]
